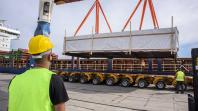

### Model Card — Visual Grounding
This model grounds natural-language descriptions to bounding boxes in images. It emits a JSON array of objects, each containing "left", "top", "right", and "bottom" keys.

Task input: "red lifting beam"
[
  {"left": 74, "top": 0, "right": 112, "bottom": 36},
  {"left": 122, "top": 0, "right": 159, "bottom": 31},
  {"left": 139, "top": 0, "right": 147, "bottom": 30},
  {"left": 98, "top": 1, "right": 112, "bottom": 33},
  {"left": 150, "top": 0, "right": 159, "bottom": 28},
  {"left": 95, "top": 0, "right": 99, "bottom": 33},
  {"left": 122, "top": 0, "right": 142, "bottom": 32},
  {"left": 148, "top": 0, "right": 156, "bottom": 28}
]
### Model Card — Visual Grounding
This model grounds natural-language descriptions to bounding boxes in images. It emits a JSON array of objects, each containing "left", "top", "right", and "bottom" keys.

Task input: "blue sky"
[{"left": 0, "top": 0, "right": 198, "bottom": 58}]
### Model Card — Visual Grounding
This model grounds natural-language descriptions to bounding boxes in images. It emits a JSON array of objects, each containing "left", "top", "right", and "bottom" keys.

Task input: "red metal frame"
[
  {"left": 150, "top": 0, "right": 159, "bottom": 28},
  {"left": 148, "top": 0, "right": 156, "bottom": 28},
  {"left": 98, "top": 2, "right": 112, "bottom": 33},
  {"left": 74, "top": 2, "right": 96, "bottom": 36},
  {"left": 95, "top": 0, "right": 99, "bottom": 33},
  {"left": 139, "top": 0, "right": 147, "bottom": 30},
  {"left": 122, "top": 0, "right": 142, "bottom": 32},
  {"left": 74, "top": 0, "right": 112, "bottom": 36},
  {"left": 122, "top": 0, "right": 159, "bottom": 31}
]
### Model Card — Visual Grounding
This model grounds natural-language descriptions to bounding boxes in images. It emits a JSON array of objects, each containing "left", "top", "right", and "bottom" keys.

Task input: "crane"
[{"left": 34, "top": 0, "right": 82, "bottom": 37}]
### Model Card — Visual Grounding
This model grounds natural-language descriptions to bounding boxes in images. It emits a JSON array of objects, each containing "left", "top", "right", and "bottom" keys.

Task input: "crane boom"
[{"left": 34, "top": 0, "right": 82, "bottom": 37}]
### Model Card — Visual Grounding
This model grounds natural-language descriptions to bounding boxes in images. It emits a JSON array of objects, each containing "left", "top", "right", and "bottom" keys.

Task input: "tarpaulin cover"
[{"left": 64, "top": 28, "right": 179, "bottom": 55}]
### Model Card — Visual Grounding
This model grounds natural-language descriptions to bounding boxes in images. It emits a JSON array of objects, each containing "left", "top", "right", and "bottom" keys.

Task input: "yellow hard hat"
[{"left": 28, "top": 35, "right": 54, "bottom": 55}]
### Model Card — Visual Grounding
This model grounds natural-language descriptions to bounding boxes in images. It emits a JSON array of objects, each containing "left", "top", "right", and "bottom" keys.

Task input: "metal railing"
[
  {"left": 80, "top": 64, "right": 107, "bottom": 71},
  {"left": 113, "top": 64, "right": 146, "bottom": 71}
]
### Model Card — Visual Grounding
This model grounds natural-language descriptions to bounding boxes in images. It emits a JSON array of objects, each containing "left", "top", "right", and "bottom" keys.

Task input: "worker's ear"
[{"left": 48, "top": 54, "right": 53, "bottom": 61}]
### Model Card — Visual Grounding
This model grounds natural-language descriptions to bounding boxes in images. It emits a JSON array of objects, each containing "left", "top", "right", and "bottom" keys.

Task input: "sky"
[{"left": 0, "top": 0, "right": 198, "bottom": 58}]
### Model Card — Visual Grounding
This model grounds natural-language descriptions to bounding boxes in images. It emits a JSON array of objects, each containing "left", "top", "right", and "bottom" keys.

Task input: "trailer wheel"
[
  {"left": 156, "top": 81, "right": 166, "bottom": 90},
  {"left": 121, "top": 78, "right": 131, "bottom": 87},
  {"left": 62, "top": 75, "right": 68, "bottom": 81},
  {"left": 68, "top": 76, "right": 75, "bottom": 82},
  {"left": 92, "top": 77, "right": 101, "bottom": 85},
  {"left": 106, "top": 78, "right": 114, "bottom": 86},
  {"left": 80, "top": 76, "right": 88, "bottom": 84},
  {"left": 137, "top": 79, "right": 147, "bottom": 88}
]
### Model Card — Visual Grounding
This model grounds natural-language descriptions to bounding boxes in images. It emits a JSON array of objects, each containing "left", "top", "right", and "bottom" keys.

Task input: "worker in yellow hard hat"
[
  {"left": 175, "top": 68, "right": 186, "bottom": 94},
  {"left": 8, "top": 35, "right": 69, "bottom": 111}
]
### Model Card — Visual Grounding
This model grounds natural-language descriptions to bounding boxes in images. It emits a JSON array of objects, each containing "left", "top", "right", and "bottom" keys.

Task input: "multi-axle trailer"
[
  {"left": 51, "top": 58, "right": 193, "bottom": 90},
  {"left": 0, "top": 55, "right": 193, "bottom": 90}
]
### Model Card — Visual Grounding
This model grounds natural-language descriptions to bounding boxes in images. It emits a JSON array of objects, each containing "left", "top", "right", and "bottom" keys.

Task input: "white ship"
[{"left": 0, "top": 20, "right": 20, "bottom": 52}]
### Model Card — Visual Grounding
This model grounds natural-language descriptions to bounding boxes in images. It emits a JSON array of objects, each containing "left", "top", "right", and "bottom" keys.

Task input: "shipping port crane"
[{"left": 34, "top": 0, "right": 82, "bottom": 37}]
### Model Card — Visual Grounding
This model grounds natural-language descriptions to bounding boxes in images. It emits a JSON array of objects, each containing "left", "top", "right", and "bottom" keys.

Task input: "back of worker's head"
[
  {"left": 28, "top": 35, "right": 54, "bottom": 68},
  {"left": 31, "top": 51, "right": 53, "bottom": 65},
  {"left": 176, "top": 68, "right": 181, "bottom": 72},
  {"left": 177, "top": 67, "right": 185, "bottom": 72}
]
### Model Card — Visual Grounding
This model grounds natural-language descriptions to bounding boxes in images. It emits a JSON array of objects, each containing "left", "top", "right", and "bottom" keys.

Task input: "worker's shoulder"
[
  {"left": 178, "top": 70, "right": 185, "bottom": 73},
  {"left": 51, "top": 74, "right": 63, "bottom": 82},
  {"left": 49, "top": 70, "right": 57, "bottom": 75},
  {"left": 39, "top": 68, "right": 56, "bottom": 75},
  {"left": 50, "top": 74, "right": 64, "bottom": 89},
  {"left": 13, "top": 70, "right": 28, "bottom": 78},
  {"left": 29, "top": 68, "right": 56, "bottom": 75}
]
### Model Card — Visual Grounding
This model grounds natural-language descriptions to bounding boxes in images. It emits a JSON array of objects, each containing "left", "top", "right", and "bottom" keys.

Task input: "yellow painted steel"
[
  {"left": 135, "top": 75, "right": 145, "bottom": 84},
  {"left": 122, "top": 74, "right": 134, "bottom": 83},
  {"left": 70, "top": 72, "right": 78, "bottom": 76},
  {"left": 63, "top": 72, "right": 71, "bottom": 76},
  {"left": 144, "top": 75, "right": 155, "bottom": 84},
  {"left": 108, "top": 74, "right": 120, "bottom": 83},
  {"left": 166, "top": 76, "right": 175, "bottom": 85},
  {"left": 153, "top": 75, "right": 175, "bottom": 85},
  {"left": 95, "top": 73, "right": 105, "bottom": 82},
  {"left": 59, "top": 71, "right": 66, "bottom": 75},
  {"left": 54, "top": 70, "right": 193, "bottom": 89},
  {"left": 153, "top": 76, "right": 164, "bottom": 85},
  {"left": 83, "top": 72, "right": 93, "bottom": 81}
]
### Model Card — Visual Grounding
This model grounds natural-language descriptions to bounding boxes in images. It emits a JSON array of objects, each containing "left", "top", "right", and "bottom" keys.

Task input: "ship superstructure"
[{"left": 0, "top": 20, "right": 20, "bottom": 51}]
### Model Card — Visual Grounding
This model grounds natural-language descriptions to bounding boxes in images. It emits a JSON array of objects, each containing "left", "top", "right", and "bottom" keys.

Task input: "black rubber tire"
[
  {"left": 61, "top": 75, "right": 68, "bottom": 81},
  {"left": 80, "top": 76, "right": 88, "bottom": 84},
  {"left": 137, "top": 79, "right": 147, "bottom": 88},
  {"left": 68, "top": 76, "right": 75, "bottom": 82},
  {"left": 145, "top": 82, "right": 150, "bottom": 88},
  {"left": 106, "top": 78, "right": 114, "bottom": 86},
  {"left": 92, "top": 77, "right": 101, "bottom": 85},
  {"left": 121, "top": 78, "right": 131, "bottom": 87},
  {"left": 156, "top": 81, "right": 166, "bottom": 90}
]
